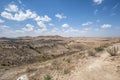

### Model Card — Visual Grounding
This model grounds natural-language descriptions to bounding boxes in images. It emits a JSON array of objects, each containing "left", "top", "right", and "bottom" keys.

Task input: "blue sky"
[{"left": 0, "top": 0, "right": 120, "bottom": 37}]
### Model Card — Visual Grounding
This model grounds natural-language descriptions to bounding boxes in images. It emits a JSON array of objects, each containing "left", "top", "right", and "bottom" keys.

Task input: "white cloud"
[
  {"left": 34, "top": 15, "right": 51, "bottom": 29},
  {"left": 62, "top": 23, "right": 69, "bottom": 28},
  {"left": 0, "top": 25, "right": 93, "bottom": 37},
  {"left": 40, "top": 15, "right": 51, "bottom": 22},
  {"left": 5, "top": 4, "right": 18, "bottom": 12},
  {"left": 0, "top": 19, "right": 5, "bottom": 23},
  {"left": 1, "top": 3, "right": 51, "bottom": 27},
  {"left": 82, "top": 21, "right": 93, "bottom": 26},
  {"left": 55, "top": 13, "right": 66, "bottom": 19},
  {"left": 35, "top": 15, "right": 51, "bottom": 22},
  {"left": 49, "top": 23, "right": 54, "bottom": 26},
  {"left": 22, "top": 24, "right": 34, "bottom": 31},
  {"left": 0, "top": 3, "right": 51, "bottom": 34},
  {"left": 1, "top": 3, "right": 51, "bottom": 30},
  {"left": 65, "top": 27, "right": 79, "bottom": 33},
  {"left": 37, "top": 21, "right": 46, "bottom": 29},
  {"left": 93, "top": 0, "right": 103, "bottom": 5},
  {"left": 101, "top": 24, "right": 112, "bottom": 29},
  {"left": 1, "top": 10, "right": 36, "bottom": 21},
  {"left": 13, "top": 10, "right": 32, "bottom": 21},
  {"left": 1, "top": 11, "right": 13, "bottom": 20},
  {"left": 34, "top": 16, "right": 40, "bottom": 21}
]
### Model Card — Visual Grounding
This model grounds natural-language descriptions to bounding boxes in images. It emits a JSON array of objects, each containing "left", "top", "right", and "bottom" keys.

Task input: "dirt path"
[
  {"left": 66, "top": 47, "right": 120, "bottom": 80},
  {"left": 67, "top": 55, "right": 120, "bottom": 80},
  {"left": 51, "top": 43, "right": 120, "bottom": 80}
]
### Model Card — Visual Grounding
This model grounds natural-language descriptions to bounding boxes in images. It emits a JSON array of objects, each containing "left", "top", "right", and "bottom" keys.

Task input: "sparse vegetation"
[
  {"left": 94, "top": 46, "right": 104, "bottom": 52},
  {"left": 44, "top": 75, "right": 52, "bottom": 80},
  {"left": 107, "top": 46, "right": 119, "bottom": 56}
]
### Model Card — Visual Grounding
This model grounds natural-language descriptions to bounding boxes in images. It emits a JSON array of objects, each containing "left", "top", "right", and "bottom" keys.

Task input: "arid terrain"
[{"left": 0, "top": 36, "right": 120, "bottom": 80}]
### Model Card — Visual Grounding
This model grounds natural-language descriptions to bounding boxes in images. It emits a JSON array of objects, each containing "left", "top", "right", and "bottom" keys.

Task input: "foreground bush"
[{"left": 107, "top": 46, "right": 119, "bottom": 56}]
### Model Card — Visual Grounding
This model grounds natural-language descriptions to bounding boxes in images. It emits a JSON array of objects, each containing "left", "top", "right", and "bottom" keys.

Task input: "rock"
[{"left": 17, "top": 75, "right": 28, "bottom": 80}]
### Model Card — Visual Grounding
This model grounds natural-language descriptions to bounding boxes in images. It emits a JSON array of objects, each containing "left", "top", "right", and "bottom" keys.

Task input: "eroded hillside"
[{"left": 0, "top": 36, "right": 120, "bottom": 80}]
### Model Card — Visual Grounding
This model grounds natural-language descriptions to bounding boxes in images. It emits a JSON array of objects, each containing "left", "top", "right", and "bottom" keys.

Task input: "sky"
[{"left": 0, "top": 0, "right": 120, "bottom": 37}]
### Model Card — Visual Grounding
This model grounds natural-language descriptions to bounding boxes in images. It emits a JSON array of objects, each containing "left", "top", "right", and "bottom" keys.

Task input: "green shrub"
[
  {"left": 107, "top": 46, "right": 119, "bottom": 56},
  {"left": 94, "top": 47, "right": 104, "bottom": 52},
  {"left": 44, "top": 75, "right": 51, "bottom": 80}
]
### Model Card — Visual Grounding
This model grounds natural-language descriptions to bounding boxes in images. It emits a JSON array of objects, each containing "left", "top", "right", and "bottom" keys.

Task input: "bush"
[
  {"left": 107, "top": 46, "right": 119, "bottom": 56},
  {"left": 88, "top": 50, "right": 96, "bottom": 56},
  {"left": 44, "top": 75, "right": 51, "bottom": 80},
  {"left": 94, "top": 47, "right": 104, "bottom": 52}
]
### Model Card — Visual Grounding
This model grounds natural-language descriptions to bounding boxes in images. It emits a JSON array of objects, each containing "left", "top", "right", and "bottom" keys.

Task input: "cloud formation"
[
  {"left": 5, "top": 4, "right": 18, "bottom": 12},
  {"left": 1, "top": 4, "right": 51, "bottom": 29},
  {"left": 22, "top": 24, "right": 34, "bottom": 32},
  {"left": 48, "top": 23, "right": 54, "bottom": 26},
  {"left": 62, "top": 23, "right": 69, "bottom": 28},
  {"left": 55, "top": 13, "right": 66, "bottom": 19},
  {"left": 1, "top": 10, "right": 36, "bottom": 21},
  {"left": 93, "top": 0, "right": 103, "bottom": 5},
  {"left": 82, "top": 21, "right": 93, "bottom": 26},
  {"left": 34, "top": 15, "right": 51, "bottom": 28},
  {"left": 101, "top": 24, "right": 112, "bottom": 29}
]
